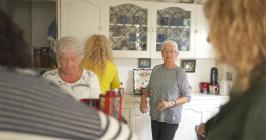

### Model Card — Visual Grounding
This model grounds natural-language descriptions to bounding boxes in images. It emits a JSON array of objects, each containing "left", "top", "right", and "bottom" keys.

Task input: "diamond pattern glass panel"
[
  {"left": 110, "top": 4, "right": 147, "bottom": 51},
  {"left": 156, "top": 7, "right": 191, "bottom": 52}
]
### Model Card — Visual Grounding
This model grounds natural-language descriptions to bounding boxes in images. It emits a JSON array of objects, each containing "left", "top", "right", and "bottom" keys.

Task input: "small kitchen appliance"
[{"left": 210, "top": 67, "right": 219, "bottom": 94}]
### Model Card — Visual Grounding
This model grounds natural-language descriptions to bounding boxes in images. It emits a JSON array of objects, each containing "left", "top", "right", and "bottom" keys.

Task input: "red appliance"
[
  {"left": 100, "top": 91, "right": 122, "bottom": 121},
  {"left": 199, "top": 82, "right": 210, "bottom": 94}
]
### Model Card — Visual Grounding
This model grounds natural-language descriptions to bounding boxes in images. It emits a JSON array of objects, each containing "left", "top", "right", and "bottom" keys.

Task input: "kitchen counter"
[{"left": 122, "top": 93, "right": 229, "bottom": 108}]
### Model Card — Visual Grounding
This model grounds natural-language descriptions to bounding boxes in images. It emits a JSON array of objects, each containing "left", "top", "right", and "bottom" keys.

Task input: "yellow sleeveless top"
[{"left": 82, "top": 61, "right": 120, "bottom": 94}]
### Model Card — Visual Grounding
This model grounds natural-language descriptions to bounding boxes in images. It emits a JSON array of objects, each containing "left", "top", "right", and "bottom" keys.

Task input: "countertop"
[{"left": 122, "top": 93, "right": 230, "bottom": 108}]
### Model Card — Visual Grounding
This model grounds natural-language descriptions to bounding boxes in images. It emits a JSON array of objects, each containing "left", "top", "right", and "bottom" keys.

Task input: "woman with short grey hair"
[
  {"left": 43, "top": 36, "right": 101, "bottom": 100},
  {"left": 140, "top": 40, "right": 191, "bottom": 140},
  {"left": 161, "top": 40, "right": 179, "bottom": 52},
  {"left": 56, "top": 36, "right": 83, "bottom": 63}
]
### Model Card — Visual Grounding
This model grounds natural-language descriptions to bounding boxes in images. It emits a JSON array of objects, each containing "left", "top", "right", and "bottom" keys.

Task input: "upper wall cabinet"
[
  {"left": 108, "top": 1, "right": 151, "bottom": 58},
  {"left": 60, "top": 0, "right": 107, "bottom": 44},
  {"left": 151, "top": 3, "right": 196, "bottom": 59},
  {"left": 194, "top": 5, "right": 214, "bottom": 58},
  {"left": 108, "top": 1, "right": 196, "bottom": 59},
  {"left": 59, "top": 0, "right": 213, "bottom": 59}
]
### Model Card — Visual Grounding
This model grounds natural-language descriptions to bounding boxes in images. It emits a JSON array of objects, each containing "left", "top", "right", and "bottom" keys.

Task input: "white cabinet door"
[
  {"left": 174, "top": 108, "right": 201, "bottom": 140},
  {"left": 131, "top": 107, "right": 201, "bottom": 140},
  {"left": 201, "top": 106, "right": 220, "bottom": 122},
  {"left": 131, "top": 108, "right": 152, "bottom": 140},
  {"left": 60, "top": 0, "right": 106, "bottom": 44},
  {"left": 122, "top": 108, "right": 131, "bottom": 127},
  {"left": 151, "top": 3, "right": 196, "bottom": 59},
  {"left": 194, "top": 5, "right": 214, "bottom": 58}
]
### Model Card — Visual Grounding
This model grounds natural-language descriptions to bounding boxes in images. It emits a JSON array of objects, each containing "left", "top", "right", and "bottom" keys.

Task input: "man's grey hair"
[
  {"left": 56, "top": 36, "right": 83, "bottom": 64},
  {"left": 161, "top": 40, "right": 179, "bottom": 52}
]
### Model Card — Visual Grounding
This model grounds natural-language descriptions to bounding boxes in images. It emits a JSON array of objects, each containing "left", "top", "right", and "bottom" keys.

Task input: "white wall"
[{"left": 114, "top": 58, "right": 216, "bottom": 94}]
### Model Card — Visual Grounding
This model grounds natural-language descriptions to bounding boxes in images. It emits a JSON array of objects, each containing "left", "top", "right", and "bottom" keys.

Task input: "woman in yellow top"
[{"left": 81, "top": 34, "right": 121, "bottom": 94}]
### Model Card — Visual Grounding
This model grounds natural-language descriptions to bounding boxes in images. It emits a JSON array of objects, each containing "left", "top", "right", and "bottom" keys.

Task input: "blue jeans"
[{"left": 151, "top": 120, "right": 179, "bottom": 140}]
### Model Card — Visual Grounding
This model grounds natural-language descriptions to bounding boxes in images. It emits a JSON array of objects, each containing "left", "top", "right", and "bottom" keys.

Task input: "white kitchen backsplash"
[{"left": 114, "top": 58, "right": 216, "bottom": 94}]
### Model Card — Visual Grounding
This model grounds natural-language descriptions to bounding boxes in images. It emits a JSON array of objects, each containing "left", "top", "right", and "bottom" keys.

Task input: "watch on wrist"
[{"left": 172, "top": 100, "right": 176, "bottom": 106}]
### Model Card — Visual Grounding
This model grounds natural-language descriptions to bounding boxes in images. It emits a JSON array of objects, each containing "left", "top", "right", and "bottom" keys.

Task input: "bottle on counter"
[
  {"left": 210, "top": 67, "right": 218, "bottom": 85},
  {"left": 118, "top": 82, "right": 124, "bottom": 95}
]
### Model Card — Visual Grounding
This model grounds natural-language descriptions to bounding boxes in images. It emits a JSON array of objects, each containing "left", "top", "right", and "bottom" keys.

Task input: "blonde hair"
[
  {"left": 83, "top": 34, "right": 113, "bottom": 77},
  {"left": 204, "top": 0, "right": 266, "bottom": 92}
]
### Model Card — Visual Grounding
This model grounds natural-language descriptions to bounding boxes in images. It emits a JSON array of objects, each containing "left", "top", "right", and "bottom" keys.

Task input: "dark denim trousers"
[{"left": 151, "top": 120, "right": 179, "bottom": 140}]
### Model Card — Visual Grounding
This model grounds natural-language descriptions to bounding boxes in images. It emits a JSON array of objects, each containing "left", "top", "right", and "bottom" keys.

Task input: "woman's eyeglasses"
[{"left": 162, "top": 50, "right": 176, "bottom": 54}]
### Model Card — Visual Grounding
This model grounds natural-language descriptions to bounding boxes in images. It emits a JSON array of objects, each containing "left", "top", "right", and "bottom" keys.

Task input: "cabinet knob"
[{"left": 194, "top": 30, "right": 198, "bottom": 33}]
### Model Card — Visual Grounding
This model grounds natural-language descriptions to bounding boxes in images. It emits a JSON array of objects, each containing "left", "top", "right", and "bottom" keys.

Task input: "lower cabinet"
[
  {"left": 174, "top": 109, "right": 202, "bottom": 140},
  {"left": 122, "top": 108, "right": 131, "bottom": 126},
  {"left": 130, "top": 108, "right": 152, "bottom": 140},
  {"left": 122, "top": 95, "right": 229, "bottom": 140}
]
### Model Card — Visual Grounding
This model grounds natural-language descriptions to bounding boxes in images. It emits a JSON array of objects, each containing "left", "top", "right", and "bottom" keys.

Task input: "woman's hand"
[
  {"left": 156, "top": 100, "right": 173, "bottom": 111},
  {"left": 195, "top": 123, "right": 206, "bottom": 138},
  {"left": 140, "top": 96, "right": 148, "bottom": 113}
]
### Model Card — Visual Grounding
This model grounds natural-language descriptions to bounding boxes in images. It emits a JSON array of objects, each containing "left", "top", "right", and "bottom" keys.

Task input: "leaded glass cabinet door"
[
  {"left": 151, "top": 4, "right": 195, "bottom": 58},
  {"left": 110, "top": 3, "right": 150, "bottom": 58}
]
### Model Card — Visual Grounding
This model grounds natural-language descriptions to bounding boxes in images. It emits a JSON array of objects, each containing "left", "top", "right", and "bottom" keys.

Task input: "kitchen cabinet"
[
  {"left": 130, "top": 108, "right": 152, "bottom": 140},
  {"left": 174, "top": 108, "right": 201, "bottom": 140},
  {"left": 122, "top": 93, "right": 229, "bottom": 140},
  {"left": 150, "top": 3, "right": 196, "bottom": 59},
  {"left": 60, "top": 0, "right": 108, "bottom": 44},
  {"left": 194, "top": 4, "right": 215, "bottom": 58},
  {"left": 108, "top": 1, "right": 196, "bottom": 59},
  {"left": 59, "top": 0, "right": 213, "bottom": 59},
  {"left": 122, "top": 108, "right": 131, "bottom": 126},
  {"left": 108, "top": 1, "right": 151, "bottom": 58},
  {"left": 128, "top": 106, "right": 219, "bottom": 140}
]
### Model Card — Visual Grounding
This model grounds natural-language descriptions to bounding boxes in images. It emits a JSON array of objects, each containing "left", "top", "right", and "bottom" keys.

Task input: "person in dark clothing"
[
  {"left": 0, "top": 9, "right": 137, "bottom": 140},
  {"left": 196, "top": 0, "right": 266, "bottom": 140},
  {"left": 0, "top": 8, "right": 31, "bottom": 68}
]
